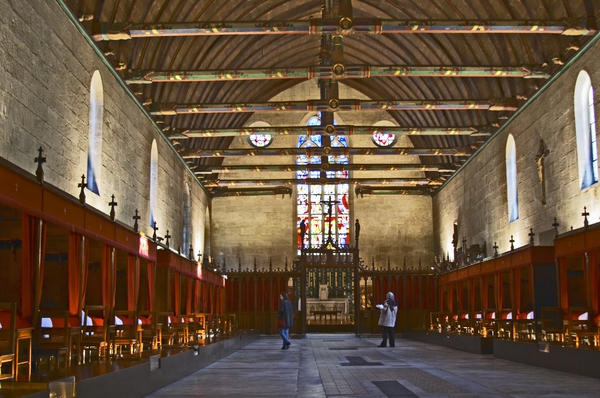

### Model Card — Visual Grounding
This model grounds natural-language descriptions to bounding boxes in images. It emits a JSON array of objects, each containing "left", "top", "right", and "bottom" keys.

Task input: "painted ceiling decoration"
[{"left": 62, "top": 0, "right": 598, "bottom": 197}]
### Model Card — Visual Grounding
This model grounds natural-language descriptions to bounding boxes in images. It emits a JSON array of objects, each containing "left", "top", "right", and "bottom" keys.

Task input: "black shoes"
[
  {"left": 282, "top": 341, "right": 291, "bottom": 350},
  {"left": 377, "top": 343, "right": 386, "bottom": 347}
]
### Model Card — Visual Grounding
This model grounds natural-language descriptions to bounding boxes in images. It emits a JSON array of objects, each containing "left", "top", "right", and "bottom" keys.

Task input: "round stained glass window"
[
  {"left": 372, "top": 132, "right": 397, "bottom": 147},
  {"left": 248, "top": 133, "right": 272, "bottom": 148}
]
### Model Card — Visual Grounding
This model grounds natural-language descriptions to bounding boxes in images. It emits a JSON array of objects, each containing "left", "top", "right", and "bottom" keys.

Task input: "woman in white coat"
[{"left": 377, "top": 292, "right": 398, "bottom": 347}]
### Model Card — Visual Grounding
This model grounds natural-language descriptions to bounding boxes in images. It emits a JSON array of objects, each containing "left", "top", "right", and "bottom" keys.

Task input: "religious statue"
[
  {"left": 535, "top": 139, "right": 550, "bottom": 205},
  {"left": 299, "top": 219, "right": 306, "bottom": 249},
  {"left": 355, "top": 219, "right": 361, "bottom": 245}
]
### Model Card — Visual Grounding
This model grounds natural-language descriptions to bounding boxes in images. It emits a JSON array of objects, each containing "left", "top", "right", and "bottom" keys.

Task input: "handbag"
[{"left": 278, "top": 318, "right": 285, "bottom": 328}]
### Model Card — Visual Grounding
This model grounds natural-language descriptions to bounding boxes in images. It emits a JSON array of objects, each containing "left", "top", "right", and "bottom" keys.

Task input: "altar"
[{"left": 306, "top": 298, "right": 349, "bottom": 323}]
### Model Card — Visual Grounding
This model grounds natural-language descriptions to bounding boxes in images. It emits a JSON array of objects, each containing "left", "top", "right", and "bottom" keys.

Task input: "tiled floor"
[{"left": 144, "top": 334, "right": 600, "bottom": 397}]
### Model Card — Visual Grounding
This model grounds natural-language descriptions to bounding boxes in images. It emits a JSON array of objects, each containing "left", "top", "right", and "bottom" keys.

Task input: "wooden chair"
[
  {"left": 0, "top": 302, "right": 17, "bottom": 380},
  {"left": 497, "top": 309, "right": 513, "bottom": 339},
  {"left": 34, "top": 310, "right": 74, "bottom": 370},
  {"left": 540, "top": 307, "right": 563, "bottom": 343},
  {"left": 566, "top": 307, "right": 597, "bottom": 347},
  {"left": 81, "top": 305, "right": 110, "bottom": 358},
  {"left": 111, "top": 310, "right": 141, "bottom": 356},
  {"left": 481, "top": 309, "right": 497, "bottom": 337},
  {"left": 138, "top": 311, "right": 162, "bottom": 351}
]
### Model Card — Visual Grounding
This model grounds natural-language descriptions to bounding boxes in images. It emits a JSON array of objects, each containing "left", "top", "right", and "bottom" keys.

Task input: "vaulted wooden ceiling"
[{"left": 62, "top": 0, "right": 599, "bottom": 197}]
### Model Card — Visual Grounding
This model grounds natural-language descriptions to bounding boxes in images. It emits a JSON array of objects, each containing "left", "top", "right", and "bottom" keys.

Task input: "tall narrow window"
[
  {"left": 574, "top": 70, "right": 598, "bottom": 189},
  {"left": 182, "top": 183, "right": 192, "bottom": 257},
  {"left": 87, "top": 71, "right": 103, "bottom": 195},
  {"left": 149, "top": 140, "right": 158, "bottom": 226},
  {"left": 506, "top": 134, "right": 519, "bottom": 223},
  {"left": 297, "top": 113, "right": 349, "bottom": 253}
]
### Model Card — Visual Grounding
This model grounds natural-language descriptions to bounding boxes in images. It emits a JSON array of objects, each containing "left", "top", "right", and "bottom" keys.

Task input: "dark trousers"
[{"left": 381, "top": 326, "right": 395, "bottom": 347}]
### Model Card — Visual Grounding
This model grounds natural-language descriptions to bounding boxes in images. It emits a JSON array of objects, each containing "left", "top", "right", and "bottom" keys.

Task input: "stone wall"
[
  {"left": 433, "top": 35, "right": 600, "bottom": 259},
  {"left": 0, "top": 0, "right": 209, "bottom": 254}
]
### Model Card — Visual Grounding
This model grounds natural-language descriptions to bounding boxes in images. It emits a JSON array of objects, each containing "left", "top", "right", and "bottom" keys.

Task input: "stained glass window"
[
  {"left": 297, "top": 113, "right": 349, "bottom": 253},
  {"left": 372, "top": 132, "right": 397, "bottom": 147},
  {"left": 248, "top": 133, "right": 272, "bottom": 148}
]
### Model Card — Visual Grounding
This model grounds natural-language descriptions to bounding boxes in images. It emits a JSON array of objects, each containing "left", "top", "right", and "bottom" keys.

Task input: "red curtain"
[
  {"left": 590, "top": 251, "right": 599, "bottom": 313},
  {"left": 481, "top": 276, "right": 489, "bottom": 309},
  {"left": 101, "top": 244, "right": 115, "bottom": 311},
  {"left": 469, "top": 279, "right": 475, "bottom": 313},
  {"left": 514, "top": 268, "right": 521, "bottom": 314},
  {"left": 20, "top": 215, "right": 34, "bottom": 319},
  {"left": 34, "top": 221, "right": 47, "bottom": 318},
  {"left": 173, "top": 272, "right": 180, "bottom": 316},
  {"left": 496, "top": 272, "right": 503, "bottom": 311},
  {"left": 558, "top": 257, "right": 568, "bottom": 310},
  {"left": 203, "top": 280, "right": 209, "bottom": 312},
  {"left": 79, "top": 237, "right": 89, "bottom": 316},
  {"left": 68, "top": 232, "right": 81, "bottom": 317},
  {"left": 194, "top": 279, "right": 201, "bottom": 313},
  {"left": 127, "top": 254, "right": 139, "bottom": 312},
  {"left": 186, "top": 277, "right": 192, "bottom": 315},
  {"left": 146, "top": 262, "right": 155, "bottom": 311}
]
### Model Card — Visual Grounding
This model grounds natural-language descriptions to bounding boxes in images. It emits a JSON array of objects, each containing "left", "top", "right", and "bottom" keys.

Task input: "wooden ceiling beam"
[
  {"left": 181, "top": 147, "right": 473, "bottom": 158},
  {"left": 150, "top": 99, "right": 518, "bottom": 115},
  {"left": 90, "top": 19, "right": 593, "bottom": 41},
  {"left": 201, "top": 178, "right": 443, "bottom": 188},
  {"left": 167, "top": 125, "right": 490, "bottom": 139},
  {"left": 193, "top": 163, "right": 457, "bottom": 174},
  {"left": 125, "top": 64, "right": 550, "bottom": 84}
]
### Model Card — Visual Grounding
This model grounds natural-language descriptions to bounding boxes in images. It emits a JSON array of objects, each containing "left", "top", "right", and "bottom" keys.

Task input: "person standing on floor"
[
  {"left": 377, "top": 291, "right": 398, "bottom": 347},
  {"left": 278, "top": 292, "right": 294, "bottom": 349}
]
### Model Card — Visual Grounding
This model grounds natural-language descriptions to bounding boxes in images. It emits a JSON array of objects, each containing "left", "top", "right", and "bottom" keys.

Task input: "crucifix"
[
  {"left": 165, "top": 230, "right": 171, "bottom": 248},
  {"left": 34, "top": 146, "right": 46, "bottom": 183},
  {"left": 108, "top": 194, "right": 118, "bottom": 221},
  {"left": 320, "top": 196, "right": 338, "bottom": 246},
  {"left": 582, "top": 206, "right": 589, "bottom": 228},
  {"left": 152, "top": 221, "right": 158, "bottom": 241},
  {"left": 493, "top": 242, "right": 498, "bottom": 257},
  {"left": 535, "top": 139, "right": 550, "bottom": 205},
  {"left": 78, "top": 175, "right": 87, "bottom": 204},
  {"left": 528, "top": 228, "right": 535, "bottom": 245},
  {"left": 509, "top": 235, "right": 515, "bottom": 251},
  {"left": 133, "top": 209, "right": 140, "bottom": 232}
]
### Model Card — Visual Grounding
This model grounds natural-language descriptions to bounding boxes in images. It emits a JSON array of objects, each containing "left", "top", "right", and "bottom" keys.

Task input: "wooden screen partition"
[
  {"left": 436, "top": 245, "right": 554, "bottom": 340},
  {"left": 555, "top": 224, "right": 600, "bottom": 346},
  {"left": 226, "top": 268, "right": 296, "bottom": 335}
]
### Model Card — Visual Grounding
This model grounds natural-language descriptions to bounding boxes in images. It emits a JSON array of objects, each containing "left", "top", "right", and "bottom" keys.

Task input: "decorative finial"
[
  {"left": 582, "top": 206, "right": 589, "bottom": 228},
  {"left": 165, "top": 230, "right": 171, "bottom": 248},
  {"left": 188, "top": 244, "right": 193, "bottom": 260},
  {"left": 34, "top": 147, "right": 46, "bottom": 183},
  {"left": 78, "top": 175, "right": 87, "bottom": 204},
  {"left": 133, "top": 209, "right": 140, "bottom": 233},
  {"left": 493, "top": 242, "right": 498, "bottom": 257},
  {"left": 528, "top": 228, "right": 535, "bottom": 245},
  {"left": 152, "top": 221, "right": 158, "bottom": 241},
  {"left": 108, "top": 194, "right": 118, "bottom": 221}
]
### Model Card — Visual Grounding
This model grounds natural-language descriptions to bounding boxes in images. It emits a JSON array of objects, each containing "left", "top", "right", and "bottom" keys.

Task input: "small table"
[{"left": 312, "top": 310, "right": 341, "bottom": 323}]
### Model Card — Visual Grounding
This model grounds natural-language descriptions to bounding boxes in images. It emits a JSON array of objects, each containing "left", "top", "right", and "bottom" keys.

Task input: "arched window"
[
  {"left": 574, "top": 70, "right": 598, "bottom": 189},
  {"left": 297, "top": 113, "right": 349, "bottom": 253},
  {"left": 182, "top": 183, "right": 192, "bottom": 257},
  {"left": 87, "top": 71, "right": 103, "bottom": 195},
  {"left": 149, "top": 140, "right": 158, "bottom": 226},
  {"left": 506, "top": 134, "right": 519, "bottom": 223},
  {"left": 372, "top": 120, "right": 397, "bottom": 147}
]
